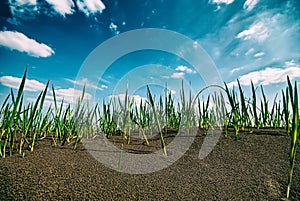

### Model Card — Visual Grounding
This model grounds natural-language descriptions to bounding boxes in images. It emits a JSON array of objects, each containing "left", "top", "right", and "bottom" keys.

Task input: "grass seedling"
[
  {"left": 282, "top": 88, "right": 291, "bottom": 134},
  {"left": 224, "top": 83, "right": 241, "bottom": 140},
  {"left": 146, "top": 85, "right": 167, "bottom": 157},
  {"left": 237, "top": 80, "right": 250, "bottom": 131},
  {"left": 30, "top": 81, "right": 49, "bottom": 152},
  {"left": 130, "top": 100, "right": 149, "bottom": 145},
  {"left": 251, "top": 81, "right": 259, "bottom": 129},
  {"left": 2, "top": 67, "right": 27, "bottom": 158},
  {"left": 286, "top": 78, "right": 299, "bottom": 199}
]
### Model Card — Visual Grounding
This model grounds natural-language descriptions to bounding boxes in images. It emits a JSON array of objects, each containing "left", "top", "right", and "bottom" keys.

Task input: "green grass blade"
[{"left": 286, "top": 80, "right": 299, "bottom": 198}]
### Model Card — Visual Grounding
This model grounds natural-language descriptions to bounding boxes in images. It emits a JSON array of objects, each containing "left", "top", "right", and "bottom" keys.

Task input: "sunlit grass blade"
[
  {"left": 251, "top": 81, "right": 260, "bottom": 129},
  {"left": 286, "top": 79, "right": 299, "bottom": 199},
  {"left": 282, "top": 88, "right": 290, "bottom": 134}
]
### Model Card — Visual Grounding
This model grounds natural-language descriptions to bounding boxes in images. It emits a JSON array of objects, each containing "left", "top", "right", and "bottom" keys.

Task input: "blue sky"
[{"left": 0, "top": 0, "right": 300, "bottom": 107}]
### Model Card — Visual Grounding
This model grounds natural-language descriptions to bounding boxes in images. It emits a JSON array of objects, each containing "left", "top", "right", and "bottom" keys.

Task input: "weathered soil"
[{"left": 1, "top": 128, "right": 299, "bottom": 200}]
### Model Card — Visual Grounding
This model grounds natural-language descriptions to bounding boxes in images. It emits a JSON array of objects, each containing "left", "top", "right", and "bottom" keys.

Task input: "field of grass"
[{"left": 0, "top": 67, "right": 299, "bottom": 199}]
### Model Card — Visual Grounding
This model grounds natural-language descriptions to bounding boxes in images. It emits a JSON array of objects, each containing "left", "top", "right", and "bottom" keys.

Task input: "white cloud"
[
  {"left": 170, "top": 65, "right": 196, "bottom": 79},
  {"left": 236, "top": 22, "right": 269, "bottom": 42},
  {"left": 253, "top": 52, "right": 265, "bottom": 57},
  {"left": 175, "top": 65, "right": 196, "bottom": 74},
  {"left": 166, "top": 65, "right": 197, "bottom": 79},
  {"left": 0, "top": 75, "right": 46, "bottom": 92},
  {"left": 45, "top": 0, "right": 74, "bottom": 16},
  {"left": 171, "top": 72, "right": 184, "bottom": 79},
  {"left": 210, "top": 0, "right": 234, "bottom": 10},
  {"left": 109, "top": 22, "right": 120, "bottom": 35},
  {"left": 0, "top": 31, "right": 54, "bottom": 57},
  {"left": 227, "top": 65, "right": 300, "bottom": 87},
  {"left": 243, "top": 0, "right": 259, "bottom": 11},
  {"left": 65, "top": 78, "right": 108, "bottom": 91},
  {"left": 77, "top": 0, "right": 106, "bottom": 16},
  {"left": 211, "top": 0, "right": 234, "bottom": 5}
]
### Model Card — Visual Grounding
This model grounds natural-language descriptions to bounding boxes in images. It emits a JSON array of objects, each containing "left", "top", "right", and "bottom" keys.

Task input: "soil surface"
[{"left": 1, "top": 128, "right": 300, "bottom": 200}]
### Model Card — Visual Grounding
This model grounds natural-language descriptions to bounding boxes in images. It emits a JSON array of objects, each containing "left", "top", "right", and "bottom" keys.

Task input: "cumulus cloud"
[
  {"left": 236, "top": 22, "right": 269, "bottom": 42},
  {"left": 0, "top": 31, "right": 54, "bottom": 57},
  {"left": 168, "top": 65, "right": 196, "bottom": 79},
  {"left": 227, "top": 65, "right": 300, "bottom": 87},
  {"left": 175, "top": 65, "right": 196, "bottom": 74},
  {"left": 171, "top": 72, "right": 184, "bottom": 79},
  {"left": 45, "top": 0, "right": 75, "bottom": 16},
  {"left": 0, "top": 75, "right": 46, "bottom": 92},
  {"left": 77, "top": 0, "right": 106, "bottom": 16},
  {"left": 243, "top": 0, "right": 259, "bottom": 11}
]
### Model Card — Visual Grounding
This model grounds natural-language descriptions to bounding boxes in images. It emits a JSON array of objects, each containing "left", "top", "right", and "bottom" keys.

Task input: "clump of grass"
[
  {"left": 0, "top": 68, "right": 94, "bottom": 157},
  {"left": 286, "top": 77, "right": 299, "bottom": 199},
  {"left": 224, "top": 82, "right": 241, "bottom": 140},
  {"left": 146, "top": 85, "right": 167, "bottom": 156}
]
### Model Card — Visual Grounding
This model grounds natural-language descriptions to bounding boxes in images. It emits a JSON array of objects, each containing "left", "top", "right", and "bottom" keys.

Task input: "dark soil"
[{"left": 1, "top": 128, "right": 300, "bottom": 200}]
